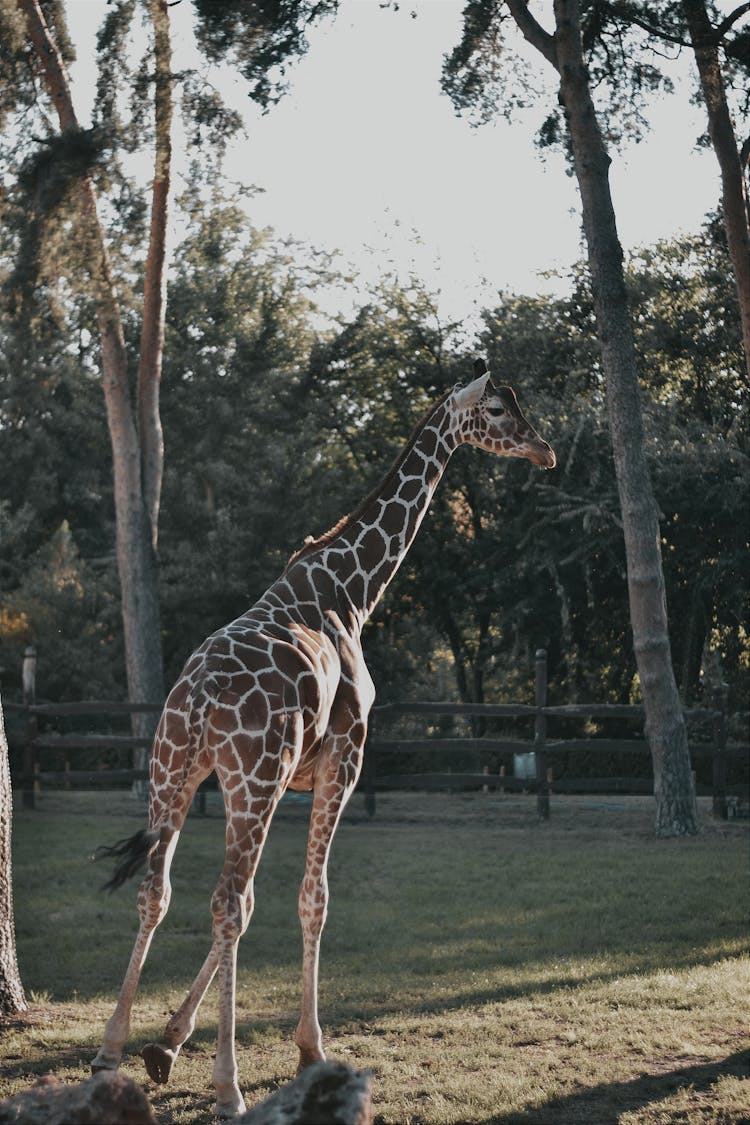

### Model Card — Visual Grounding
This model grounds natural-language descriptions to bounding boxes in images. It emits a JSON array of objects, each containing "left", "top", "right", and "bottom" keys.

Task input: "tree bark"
[
  {"left": 17, "top": 0, "right": 165, "bottom": 733},
  {"left": 137, "top": 0, "right": 172, "bottom": 546},
  {"left": 681, "top": 0, "right": 750, "bottom": 382},
  {"left": 507, "top": 0, "right": 699, "bottom": 835},
  {"left": 0, "top": 696, "right": 26, "bottom": 1015}
]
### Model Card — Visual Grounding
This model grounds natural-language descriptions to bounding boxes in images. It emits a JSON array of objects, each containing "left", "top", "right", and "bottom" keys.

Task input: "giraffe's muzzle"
[{"left": 527, "top": 439, "right": 557, "bottom": 469}]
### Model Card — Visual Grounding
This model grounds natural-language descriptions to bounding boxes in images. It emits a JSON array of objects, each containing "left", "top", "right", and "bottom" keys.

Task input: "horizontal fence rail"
[
  {"left": 361, "top": 651, "right": 747, "bottom": 820},
  {"left": 6, "top": 647, "right": 748, "bottom": 820},
  {"left": 5, "top": 696, "right": 157, "bottom": 808}
]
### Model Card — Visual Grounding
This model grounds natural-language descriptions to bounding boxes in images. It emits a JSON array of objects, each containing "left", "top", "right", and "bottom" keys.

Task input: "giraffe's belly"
[{"left": 287, "top": 761, "right": 316, "bottom": 791}]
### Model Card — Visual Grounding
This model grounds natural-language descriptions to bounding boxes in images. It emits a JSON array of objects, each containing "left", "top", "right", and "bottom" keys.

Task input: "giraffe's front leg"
[{"left": 295, "top": 730, "right": 364, "bottom": 1073}]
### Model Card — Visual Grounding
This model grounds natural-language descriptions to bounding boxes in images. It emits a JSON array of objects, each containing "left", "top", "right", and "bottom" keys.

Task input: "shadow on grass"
[
  {"left": 13, "top": 793, "right": 748, "bottom": 1002},
  {"left": 0, "top": 1043, "right": 90, "bottom": 1084},
  {"left": 146, "top": 1074, "right": 292, "bottom": 1123},
  {"left": 306, "top": 947, "right": 747, "bottom": 1035},
  {"left": 477, "top": 1049, "right": 750, "bottom": 1125}
]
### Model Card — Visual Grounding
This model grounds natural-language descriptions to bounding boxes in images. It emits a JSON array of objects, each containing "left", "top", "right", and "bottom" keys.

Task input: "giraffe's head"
[{"left": 449, "top": 360, "right": 556, "bottom": 469}]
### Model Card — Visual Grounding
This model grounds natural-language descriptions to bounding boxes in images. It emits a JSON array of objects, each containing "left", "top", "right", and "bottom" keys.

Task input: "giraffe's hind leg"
[
  {"left": 143, "top": 712, "right": 305, "bottom": 1114},
  {"left": 141, "top": 944, "right": 219, "bottom": 1083},
  {"left": 91, "top": 824, "right": 181, "bottom": 1073},
  {"left": 91, "top": 759, "right": 207, "bottom": 1075}
]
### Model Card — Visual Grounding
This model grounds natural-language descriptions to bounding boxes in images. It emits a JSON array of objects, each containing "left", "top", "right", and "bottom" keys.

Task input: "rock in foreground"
[
  {"left": 239, "top": 1061, "right": 373, "bottom": 1125},
  {"left": 0, "top": 1071, "right": 156, "bottom": 1125}
]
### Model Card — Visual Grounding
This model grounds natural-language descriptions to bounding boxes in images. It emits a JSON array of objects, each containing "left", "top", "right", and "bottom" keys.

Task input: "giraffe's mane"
[{"left": 283, "top": 387, "right": 453, "bottom": 572}]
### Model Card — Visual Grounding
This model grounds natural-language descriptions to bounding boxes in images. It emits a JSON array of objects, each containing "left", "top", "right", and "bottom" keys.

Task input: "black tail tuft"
[{"left": 94, "top": 828, "right": 160, "bottom": 892}]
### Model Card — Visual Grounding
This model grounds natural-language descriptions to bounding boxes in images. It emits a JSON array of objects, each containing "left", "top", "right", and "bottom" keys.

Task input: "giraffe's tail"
[{"left": 94, "top": 827, "right": 160, "bottom": 892}]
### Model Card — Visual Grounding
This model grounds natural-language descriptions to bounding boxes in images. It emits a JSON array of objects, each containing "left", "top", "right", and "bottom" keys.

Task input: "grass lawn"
[{"left": 2, "top": 790, "right": 748, "bottom": 1124}]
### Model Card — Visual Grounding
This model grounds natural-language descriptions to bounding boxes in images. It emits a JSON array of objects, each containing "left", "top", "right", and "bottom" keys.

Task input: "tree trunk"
[
  {"left": 17, "top": 0, "right": 165, "bottom": 735},
  {"left": 439, "top": 606, "right": 472, "bottom": 704},
  {"left": 681, "top": 0, "right": 750, "bottom": 383},
  {"left": 130, "top": 0, "right": 172, "bottom": 762},
  {"left": 138, "top": 0, "right": 172, "bottom": 546},
  {"left": 507, "top": 0, "right": 699, "bottom": 836},
  {"left": 0, "top": 696, "right": 26, "bottom": 1015}
]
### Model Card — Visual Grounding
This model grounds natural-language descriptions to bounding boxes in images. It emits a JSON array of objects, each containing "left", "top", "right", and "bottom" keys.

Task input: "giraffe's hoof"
[
  {"left": 296, "top": 1048, "right": 326, "bottom": 1076},
  {"left": 90, "top": 1048, "right": 119, "bottom": 1075},
  {"left": 141, "top": 1042, "right": 177, "bottom": 1084},
  {"left": 90, "top": 1063, "right": 114, "bottom": 1075},
  {"left": 214, "top": 1095, "right": 247, "bottom": 1119}
]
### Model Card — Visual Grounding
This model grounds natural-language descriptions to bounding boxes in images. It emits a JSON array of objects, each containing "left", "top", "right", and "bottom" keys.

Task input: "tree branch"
[
  {"left": 504, "top": 0, "right": 558, "bottom": 68},
  {"left": 605, "top": 0, "right": 750, "bottom": 49},
  {"left": 16, "top": 0, "right": 79, "bottom": 129},
  {"left": 603, "top": 1, "right": 693, "bottom": 48},
  {"left": 715, "top": 3, "right": 750, "bottom": 41}
]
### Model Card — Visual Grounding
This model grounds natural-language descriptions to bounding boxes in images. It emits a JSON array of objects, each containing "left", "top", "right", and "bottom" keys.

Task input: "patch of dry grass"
[{"left": 2, "top": 791, "right": 748, "bottom": 1123}]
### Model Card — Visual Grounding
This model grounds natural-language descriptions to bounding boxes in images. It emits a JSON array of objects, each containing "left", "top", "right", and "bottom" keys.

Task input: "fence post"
[
  {"left": 712, "top": 684, "right": 728, "bottom": 820},
  {"left": 535, "top": 648, "right": 549, "bottom": 819},
  {"left": 21, "top": 646, "right": 37, "bottom": 810}
]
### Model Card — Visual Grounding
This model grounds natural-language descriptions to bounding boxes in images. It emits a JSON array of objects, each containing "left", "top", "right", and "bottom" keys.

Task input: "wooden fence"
[
  {"left": 361, "top": 650, "right": 747, "bottom": 819},
  {"left": 6, "top": 647, "right": 747, "bottom": 819},
  {"left": 4, "top": 646, "right": 157, "bottom": 808}
]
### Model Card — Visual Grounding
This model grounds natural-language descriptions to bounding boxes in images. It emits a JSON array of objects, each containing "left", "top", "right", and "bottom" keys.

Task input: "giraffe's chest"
[{"left": 291, "top": 626, "right": 374, "bottom": 791}]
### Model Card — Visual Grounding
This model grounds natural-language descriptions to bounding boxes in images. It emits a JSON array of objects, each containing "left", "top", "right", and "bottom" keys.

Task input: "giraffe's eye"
[{"left": 487, "top": 405, "right": 506, "bottom": 419}]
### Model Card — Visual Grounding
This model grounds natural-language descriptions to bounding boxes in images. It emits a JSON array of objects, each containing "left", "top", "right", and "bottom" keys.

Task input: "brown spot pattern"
[{"left": 92, "top": 369, "right": 555, "bottom": 1116}]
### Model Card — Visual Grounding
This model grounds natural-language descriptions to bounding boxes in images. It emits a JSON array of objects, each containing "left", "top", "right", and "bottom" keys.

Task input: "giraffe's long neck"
[{"left": 298, "top": 398, "right": 458, "bottom": 632}]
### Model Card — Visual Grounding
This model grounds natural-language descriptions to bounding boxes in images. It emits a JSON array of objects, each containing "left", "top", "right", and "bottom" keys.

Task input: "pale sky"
[{"left": 67, "top": 0, "right": 724, "bottom": 323}]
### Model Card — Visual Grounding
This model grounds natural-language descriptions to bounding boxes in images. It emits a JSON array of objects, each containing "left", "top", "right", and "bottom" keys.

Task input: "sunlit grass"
[{"left": 3, "top": 791, "right": 748, "bottom": 1123}]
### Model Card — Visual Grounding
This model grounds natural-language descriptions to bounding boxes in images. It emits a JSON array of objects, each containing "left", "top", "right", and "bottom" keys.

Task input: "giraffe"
[{"left": 92, "top": 359, "right": 556, "bottom": 1117}]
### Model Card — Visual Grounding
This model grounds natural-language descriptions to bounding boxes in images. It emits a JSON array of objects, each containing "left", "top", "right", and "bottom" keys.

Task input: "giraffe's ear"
[{"left": 454, "top": 372, "right": 489, "bottom": 410}]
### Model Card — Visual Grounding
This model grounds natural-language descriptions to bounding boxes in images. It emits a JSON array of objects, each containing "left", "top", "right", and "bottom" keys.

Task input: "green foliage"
[
  {"left": 179, "top": 73, "right": 244, "bottom": 156},
  {"left": 439, "top": 1, "right": 527, "bottom": 128},
  {"left": 624, "top": 218, "right": 749, "bottom": 706},
  {"left": 0, "top": 0, "right": 298, "bottom": 337},
  {"left": 601, "top": 1, "right": 749, "bottom": 113},
  {"left": 626, "top": 215, "right": 747, "bottom": 426},
  {"left": 0, "top": 180, "right": 746, "bottom": 714},
  {"left": 192, "top": 0, "right": 339, "bottom": 111},
  {"left": 93, "top": 0, "right": 137, "bottom": 142},
  {"left": 0, "top": 287, "right": 119, "bottom": 701},
  {"left": 0, "top": 1, "right": 75, "bottom": 134},
  {"left": 442, "top": 1, "right": 674, "bottom": 148},
  {"left": 410, "top": 287, "right": 630, "bottom": 708},
  {"left": 0, "top": 522, "right": 120, "bottom": 704},
  {"left": 651, "top": 420, "right": 748, "bottom": 705},
  {"left": 0, "top": 299, "right": 113, "bottom": 562},
  {"left": 0, "top": 0, "right": 35, "bottom": 133},
  {"left": 158, "top": 191, "right": 329, "bottom": 677},
  {"left": 6, "top": 126, "right": 114, "bottom": 318}
]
